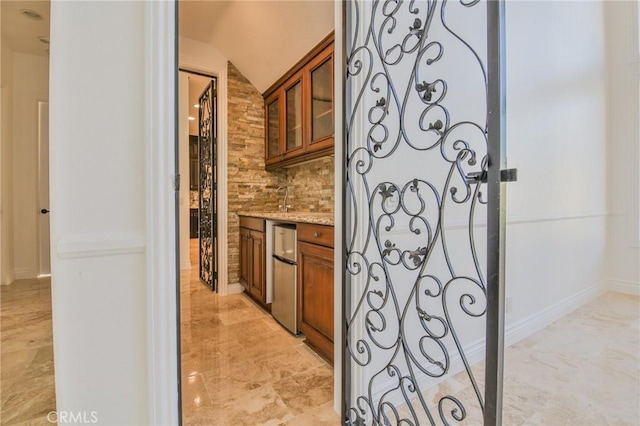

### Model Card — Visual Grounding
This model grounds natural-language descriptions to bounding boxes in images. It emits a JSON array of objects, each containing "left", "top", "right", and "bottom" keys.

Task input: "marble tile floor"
[
  {"left": 0, "top": 251, "right": 636, "bottom": 426},
  {"left": 183, "top": 238, "right": 639, "bottom": 425},
  {"left": 181, "top": 240, "right": 339, "bottom": 425},
  {"left": 390, "top": 291, "right": 640, "bottom": 426},
  {"left": 0, "top": 278, "right": 56, "bottom": 426}
]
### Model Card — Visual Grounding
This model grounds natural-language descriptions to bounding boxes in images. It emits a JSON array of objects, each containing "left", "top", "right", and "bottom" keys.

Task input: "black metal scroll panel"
[
  {"left": 345, "top": 0, "right": 490, "bottom": 425},
  {"left": 199, "top": 84, "right": 214, "bottom": 288},
  {"left": 346, "top": 180, "right": 488, "bottom": 424}
]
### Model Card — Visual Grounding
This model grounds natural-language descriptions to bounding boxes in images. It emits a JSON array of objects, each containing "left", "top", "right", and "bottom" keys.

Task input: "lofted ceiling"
[
  {"left": 179, "top": 0, "right": 334, "bottom": 93},
  {"left": 1, "top": 1, "right": 334, "bottom": 93},
  {"left": 1, "top": 0, "right": 50, "bottom": 56}
]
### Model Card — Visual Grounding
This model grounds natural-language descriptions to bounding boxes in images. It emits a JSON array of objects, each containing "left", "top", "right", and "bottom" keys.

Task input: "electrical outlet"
[{"left": 506, "top": 296, "right": 513, "bottom": 314}]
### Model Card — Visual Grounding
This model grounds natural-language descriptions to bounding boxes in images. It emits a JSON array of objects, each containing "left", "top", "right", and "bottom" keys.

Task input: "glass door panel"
[
  {"left": 311, "top": 58, "right": 333, "bottom": 142},
  {"left": 267, "top": 99, "right": 280, "bottom": 158},
  {"left": 286, "top": 81, "right": 303, "bottom": 151}
]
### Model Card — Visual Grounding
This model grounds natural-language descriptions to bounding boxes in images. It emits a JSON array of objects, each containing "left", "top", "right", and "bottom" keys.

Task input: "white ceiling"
[
  {"left": 1, "top": 0, "right": 50, "bottom": 56},
  {"left": 1, "top": 0, "right": 334, "bottom": 93},
  {"left": 179, "top": 0, "right": 334, "bottom": 93}
]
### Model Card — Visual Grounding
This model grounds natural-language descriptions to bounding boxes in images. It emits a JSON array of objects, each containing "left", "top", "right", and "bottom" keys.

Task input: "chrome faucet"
[{"left": 276, "top": 186, "right": 290, "bottom": 212}]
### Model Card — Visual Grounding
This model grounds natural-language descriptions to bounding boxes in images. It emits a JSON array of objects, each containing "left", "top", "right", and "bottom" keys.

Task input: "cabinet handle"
[{"left": 313, "top": 232, "right": 320, "bottom": 238}]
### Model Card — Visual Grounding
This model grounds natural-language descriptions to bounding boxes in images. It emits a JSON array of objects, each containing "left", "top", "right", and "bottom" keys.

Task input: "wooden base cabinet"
[
  {"left": 297, "top": 224, "right": 334, "bottom": 364},
  {"left": 239, "top": 216, "right": 268, "bottom": 309}
]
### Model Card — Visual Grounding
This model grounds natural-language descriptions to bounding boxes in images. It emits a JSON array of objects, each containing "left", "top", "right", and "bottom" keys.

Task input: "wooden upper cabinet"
[{"left": 264, "top": 32, "right": 334, "bottom": 170}]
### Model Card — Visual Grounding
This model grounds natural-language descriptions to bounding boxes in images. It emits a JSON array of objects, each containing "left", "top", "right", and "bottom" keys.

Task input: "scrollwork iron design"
[
  {"left": 345, "top": 0, "right": 489, "bottom": 424},
  {"left": 199, "top": 81, "right": 217, "bottom": 290}
]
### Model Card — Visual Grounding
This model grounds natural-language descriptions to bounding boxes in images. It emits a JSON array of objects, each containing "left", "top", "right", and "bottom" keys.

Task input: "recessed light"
[
  {"left": 37, "top": 37, "right": 50, "bottom": 45},
  {"left": 193, "top": 104, "right": 200, "bottom": 108},
  {"left": 20, "top": 9, "right": 43, "bottom": 20},
  {"left": 188, "top": 116, "right": 195, "bottom": 121}
]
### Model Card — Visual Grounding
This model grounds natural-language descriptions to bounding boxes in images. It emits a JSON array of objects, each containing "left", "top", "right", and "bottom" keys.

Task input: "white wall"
[
  {"left": 605, "top": 0, "right": 640, "bottom": 295},
  {"left": 11, "top": 52, "right": 49, "bottom": 280},
  {"left": 49, "top": 2, "right": 151, "bottom": 424},
  {"left": 503, "top": 0, "right": 609, "bottom": 326},
  {"left": 1, "top": 37, "right": 15, "bottom": 285}
]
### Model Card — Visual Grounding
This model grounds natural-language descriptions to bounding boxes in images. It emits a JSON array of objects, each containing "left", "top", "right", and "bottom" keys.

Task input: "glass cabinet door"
[
  {"left": 285, "top": 81, "right": 303, "bottom": 151},
  {"left": 310, "top": 57, "right": 333, "bottom": 142},
  {"left": 266, "top": 98, "right": 280, "bottom": 158}
]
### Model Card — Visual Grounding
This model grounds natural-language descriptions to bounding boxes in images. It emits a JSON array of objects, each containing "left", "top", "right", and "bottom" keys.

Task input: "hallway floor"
[
  {"left": 181, "top": 240, "right": 338, "bottom": 425},
  {"left": 0, "top": 278, "right": 56, "bottom": 425},
  {"left": 395, "top": 291, "right": 640, "bottom": 425}
]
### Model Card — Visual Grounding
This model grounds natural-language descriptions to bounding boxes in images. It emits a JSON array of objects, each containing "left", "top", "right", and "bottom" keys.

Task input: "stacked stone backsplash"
[
  {"left": 227, "top": 62, "right": 286, "bottom": 285},
  {"left": 226, "top": 61, "right": 335, "bottom": 286},
  {"left": 284, "top": 157, "right": 334, "bottom": 213}
]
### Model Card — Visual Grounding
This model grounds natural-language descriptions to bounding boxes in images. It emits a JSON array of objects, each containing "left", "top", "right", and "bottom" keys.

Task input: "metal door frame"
[{"left": 198, "top": 78, "right": 218, "bottom": 291}]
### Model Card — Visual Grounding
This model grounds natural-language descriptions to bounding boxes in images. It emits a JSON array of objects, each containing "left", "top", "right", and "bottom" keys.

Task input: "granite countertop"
[{"left": 238, "top": 211, "right": 334, "bottom": 226}]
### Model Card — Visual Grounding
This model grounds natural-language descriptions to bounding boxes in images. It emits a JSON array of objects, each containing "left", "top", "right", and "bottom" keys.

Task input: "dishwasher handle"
[{"left": 273, "top": 254, "right": 296, "bottom": 266}]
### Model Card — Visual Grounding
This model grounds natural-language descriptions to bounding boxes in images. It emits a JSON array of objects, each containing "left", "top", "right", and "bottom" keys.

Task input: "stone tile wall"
[
  {"left": 226, "top": 62, "right": 335, "bottom": 285},
  {"left": 227, "top": 62, "right": 286, "bottom": 285},
  {"left": 284, "top": 157, "right": 334, "bottom": 213}
]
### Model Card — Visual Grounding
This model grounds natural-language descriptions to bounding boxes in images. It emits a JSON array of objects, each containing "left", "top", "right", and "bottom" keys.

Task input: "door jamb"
[
  {"left": 145, "top": 1, "right": 180, "bottom": 425},
  {"left": 179, "top": 64, "right": 228, "bottom": 296}
]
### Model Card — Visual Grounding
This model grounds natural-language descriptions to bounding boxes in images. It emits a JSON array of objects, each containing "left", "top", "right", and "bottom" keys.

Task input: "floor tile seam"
[
  {"left": 270, "top": 365, "right": 334, "bottom": 389},
  {"left": 0, "top": 344, "right": 53, "bottom": 355},
  {"left": 203, "top": 382, "right": 277, "bottom": 406},
  {"left": 187, "top": 373, "right": 216, "bottom": 407},
  {"left": 1, "top": 323, "right": 54, "bottom": 333},
  {"left": 184, "top": 355, "right": 256, "bottom": 376}
]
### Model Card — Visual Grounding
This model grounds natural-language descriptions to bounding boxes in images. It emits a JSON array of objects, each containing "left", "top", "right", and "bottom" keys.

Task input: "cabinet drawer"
[
  {"left": 297, "top": 223, "right": 333, "bottom": 248},
  {"left": 239, "top": 216, "right": 265, "bottom": 232}
]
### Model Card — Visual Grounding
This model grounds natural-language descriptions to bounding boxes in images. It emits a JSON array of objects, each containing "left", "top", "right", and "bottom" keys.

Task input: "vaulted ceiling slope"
[{"left": 179, "top": 0, "right": 334, "bottom": 93}]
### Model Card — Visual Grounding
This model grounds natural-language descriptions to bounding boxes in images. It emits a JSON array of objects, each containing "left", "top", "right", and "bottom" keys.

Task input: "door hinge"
[
  {"left": 467, "top": 168, "right": 518, "bottom": 184},
  {"left": 174, "top": 174, "right": 181, "bottom": 191}
]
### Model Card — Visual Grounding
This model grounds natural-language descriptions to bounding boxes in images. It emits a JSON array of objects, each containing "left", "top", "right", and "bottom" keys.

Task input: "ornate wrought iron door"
[
  {"left": 199, "top": 80, "right": 218, "bottom": 291},
  {"left": 343, "top": 0, "right": 510, "bottom": 424}
]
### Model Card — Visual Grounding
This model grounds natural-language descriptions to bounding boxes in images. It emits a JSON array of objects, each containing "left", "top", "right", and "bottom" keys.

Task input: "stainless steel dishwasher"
[{"left": 272, "top": 224, "right": 298, "bottom": 334}]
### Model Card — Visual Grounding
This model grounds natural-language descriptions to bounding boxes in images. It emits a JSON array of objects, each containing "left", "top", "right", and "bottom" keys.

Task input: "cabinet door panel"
[
  {"left": 250, "top": 230, "right": 265, "bottom": 300},
  {"left": 266, "top": 98, "right": 280, "bottom": 159},
  {"left": 310, "top": 57, "right": 333, "bottom": 142},
  {"left": 239, "top": 228, "right": 250, "bottom": 289},
  {"left": 298, "top": 241, "right": 334, "bottom": 363}
]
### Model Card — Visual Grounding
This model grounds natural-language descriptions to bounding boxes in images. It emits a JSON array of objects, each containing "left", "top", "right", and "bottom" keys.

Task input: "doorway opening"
[{"left": 176, "top": 2, "right": 338, "bottom": 424}]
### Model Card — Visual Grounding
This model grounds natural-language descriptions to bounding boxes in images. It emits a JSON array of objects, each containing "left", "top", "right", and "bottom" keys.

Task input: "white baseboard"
[
  {"left": 226, "top": 283, "right": 244, "bottom": 295},
  {"left": 607, "top": 279, "right": 640, "bottom": 296},
  {"left": 14, "top": 268, "right": 36, "bottom": 280},
  {"left": 1, "top": 272, "right": 16, "bottom": 286},
  {"left": 504, "top": 282, "right": 606, "bottom": 347},
  {"left": 369, "top": 282, "right": 606, "bottom": 407}
]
